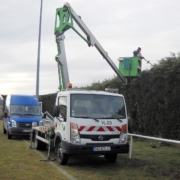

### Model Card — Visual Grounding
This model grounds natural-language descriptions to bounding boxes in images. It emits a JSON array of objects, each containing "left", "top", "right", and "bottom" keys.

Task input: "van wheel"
[
  {"left": 3, "top": 123, "right": 7, "bottom": 134},
  {"left": 57, "top": 142, "right": 68, "bottom": 165},
  {"left": 7, "top": 128, "right": 12, "bottom": 139},
  {"left": 104, "top": 154, "right": 117, "bottom": 163}
]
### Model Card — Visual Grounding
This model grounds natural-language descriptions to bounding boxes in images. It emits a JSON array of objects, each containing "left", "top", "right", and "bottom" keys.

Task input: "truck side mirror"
[{"left": 53, "top": 105, "right": 60, "bottom": 117}]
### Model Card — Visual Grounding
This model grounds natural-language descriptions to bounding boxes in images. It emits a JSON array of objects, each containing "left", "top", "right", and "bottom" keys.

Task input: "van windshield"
[
  {"left": 10, "top": 105, "right": 41, "bottom": 116},
  {"left": 70, "top": 94, "right": 126, "bottom": 119}
]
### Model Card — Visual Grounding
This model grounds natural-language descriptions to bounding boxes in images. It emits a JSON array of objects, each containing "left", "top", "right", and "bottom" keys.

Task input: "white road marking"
[{"left": 24, "top": 140, "right": 76, "bottom": 180}]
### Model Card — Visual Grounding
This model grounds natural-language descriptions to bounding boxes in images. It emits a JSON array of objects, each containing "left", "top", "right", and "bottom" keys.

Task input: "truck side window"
[{"left": 58, "top": 96, "right": 67, "bottom": 121}]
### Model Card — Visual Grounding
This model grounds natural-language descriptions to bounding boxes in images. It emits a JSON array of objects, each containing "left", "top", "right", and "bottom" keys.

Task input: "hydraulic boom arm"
[{"left": 54, "top": 2, "right": 127, "bottom": 89}]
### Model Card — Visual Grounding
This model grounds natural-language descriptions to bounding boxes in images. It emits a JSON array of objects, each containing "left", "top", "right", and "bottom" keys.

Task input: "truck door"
[{"left": 55, "top": 96, "right": 67, "bottom": 139}]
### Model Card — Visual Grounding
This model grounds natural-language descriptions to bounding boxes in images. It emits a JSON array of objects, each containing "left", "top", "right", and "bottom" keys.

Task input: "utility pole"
[{"left": 36, "top": 0, "right": 43, "bottom": 100}]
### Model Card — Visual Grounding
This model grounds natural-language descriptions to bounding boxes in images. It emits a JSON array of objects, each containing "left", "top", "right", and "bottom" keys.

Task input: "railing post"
[
  {"left": 127, "top": 133, "right": 180, "bottom": 159},
  {"left": 129, "top": 135, "right": 133, "bottom": 159}
]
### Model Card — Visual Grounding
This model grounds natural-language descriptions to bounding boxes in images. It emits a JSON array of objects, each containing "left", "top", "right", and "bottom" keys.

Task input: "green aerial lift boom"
[{"left": 54, "top": 2, "right": 141, "bottom": 89}]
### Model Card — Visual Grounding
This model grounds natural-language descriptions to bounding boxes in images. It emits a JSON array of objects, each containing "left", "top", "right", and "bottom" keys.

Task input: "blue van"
[{"left": 3, "top": 95, "right": 42, "bottom": 139}]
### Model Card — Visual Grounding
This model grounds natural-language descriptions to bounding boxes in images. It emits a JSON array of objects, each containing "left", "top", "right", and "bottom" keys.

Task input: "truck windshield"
[
  {"left": 10, "top": 105, "right": 41, "bottom": 116},
  {"left": 70, "top": 94, "right": 126, "bottom": 119}
]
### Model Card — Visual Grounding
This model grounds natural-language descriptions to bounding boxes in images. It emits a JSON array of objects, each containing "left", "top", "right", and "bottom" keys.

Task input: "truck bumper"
[
  {"left": 62, "top": 141, "right": 129, "bottom": 155},
  {"left": 8, "top": 127, "right": 31, "bottom": 136}
]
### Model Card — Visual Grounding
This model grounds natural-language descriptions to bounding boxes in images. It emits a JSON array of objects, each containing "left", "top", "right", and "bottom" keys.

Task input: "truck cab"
[
  {"left": 3, "top": 95, "right": 42, "bottom": 139},
  {"left": 53, "top": 89, "right": 129, "bottom": 164}
]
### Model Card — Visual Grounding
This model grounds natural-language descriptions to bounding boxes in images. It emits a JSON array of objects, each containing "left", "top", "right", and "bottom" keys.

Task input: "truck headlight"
[
  {"left": 119, "top": 133, "right": 127, "bottom": 143},
  {"left": 11, "top": 119, "right": 17, "bottom": 127},
  {"left": 119, "top": 124, "right": 127, "bottom": 143},
  {"left": 70, "top": 123, "right": 80, "bottom": 144}
]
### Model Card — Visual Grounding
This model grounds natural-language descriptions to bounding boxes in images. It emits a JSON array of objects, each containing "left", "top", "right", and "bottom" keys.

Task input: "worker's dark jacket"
[{"left": 133, "top": 50, "right": 138, "bottom": 56}]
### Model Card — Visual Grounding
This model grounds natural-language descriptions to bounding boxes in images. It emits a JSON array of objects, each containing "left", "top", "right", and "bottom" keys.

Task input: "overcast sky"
[{"left": 0, "top": 0, "right": 180, "bottom": 96}]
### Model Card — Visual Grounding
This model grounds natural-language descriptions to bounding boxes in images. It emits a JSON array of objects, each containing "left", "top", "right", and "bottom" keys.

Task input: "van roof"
[{"left": 9, "top": 95, "right": 39, "bottom": 105}]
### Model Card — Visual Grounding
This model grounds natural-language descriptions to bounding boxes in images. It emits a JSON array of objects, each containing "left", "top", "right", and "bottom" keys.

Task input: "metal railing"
[{"left": 128, "top": 133, "right": 180, "bottom": 159}]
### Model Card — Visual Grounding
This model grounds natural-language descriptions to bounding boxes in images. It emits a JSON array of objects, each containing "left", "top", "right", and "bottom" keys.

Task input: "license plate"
[
  {"left": 23, "top": 130, "right": 30, "bottom": 132},
  {"left": 93, "top": 146, "right": 111, "bottom": 151}
]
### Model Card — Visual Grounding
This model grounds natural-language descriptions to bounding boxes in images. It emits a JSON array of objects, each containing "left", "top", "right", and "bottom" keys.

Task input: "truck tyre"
[
  {"left": 57, "top": 142, "right": 69, "bottom": 165},
  {"left": 3, "top": 123, "right": 7, "bottom": 134},
  {"left": 7, "top": 128, "right": 12, "bottom": 139},
  {"left": 104, "top": 154, "right": 117, "bottom": 163}
]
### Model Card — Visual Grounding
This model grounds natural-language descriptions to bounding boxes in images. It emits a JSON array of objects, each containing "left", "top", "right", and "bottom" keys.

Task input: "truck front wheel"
[
  {"left": 104, "top": 154, "right": 117, "bottom": 163},
  {"left": 57, "top": 143, "right": 69, "bottom": 165}
]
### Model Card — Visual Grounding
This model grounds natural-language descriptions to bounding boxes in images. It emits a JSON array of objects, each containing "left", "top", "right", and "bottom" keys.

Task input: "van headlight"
[
  {"left": 39, "top": 120, "right": 43, "bottom": 126},
  {"left": 32, "top": 122, "right": 38, "bottom": 127},
  {"left": 11, "top": 119, "right": 17, "bottom": 127}
]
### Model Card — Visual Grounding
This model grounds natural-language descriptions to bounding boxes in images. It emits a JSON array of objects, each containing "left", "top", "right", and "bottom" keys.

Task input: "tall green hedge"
[
  {"left": 128, "top": 57, "right": 180, "bottom": 140},
  {"left": 39, "top": 93, "right": 56, "bottom": 115},
  {"left": 39, "top": 56, "right": 180, "bottom": 140},
  {"left": 83, "top": 56, "right": 180, "bottom": 140}
]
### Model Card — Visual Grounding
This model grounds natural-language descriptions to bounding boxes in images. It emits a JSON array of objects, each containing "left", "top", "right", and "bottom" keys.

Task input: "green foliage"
[{"left": 39, "top": 93, "right": 56, "bottom": 115}]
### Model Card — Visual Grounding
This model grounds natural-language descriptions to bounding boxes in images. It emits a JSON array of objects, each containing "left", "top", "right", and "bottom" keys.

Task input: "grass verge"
[{"left": 0, "top": 120, "right": 180, "bottom": 180}]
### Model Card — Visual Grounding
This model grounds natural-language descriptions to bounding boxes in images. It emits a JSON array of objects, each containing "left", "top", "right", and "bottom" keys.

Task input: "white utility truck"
[{"left": 30, "top": 2, "right": 129, "bottom": 165}]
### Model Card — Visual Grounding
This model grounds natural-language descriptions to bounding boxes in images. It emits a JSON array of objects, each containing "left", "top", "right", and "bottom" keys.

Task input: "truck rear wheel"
[
  {"left": 57, "top": 142, "right": 69, "bottom": 165},
  {"left": 104, "top": 154, "right": 117, "bottom": 163}
]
